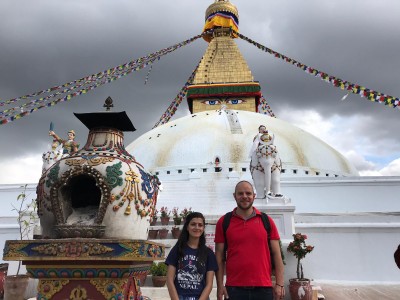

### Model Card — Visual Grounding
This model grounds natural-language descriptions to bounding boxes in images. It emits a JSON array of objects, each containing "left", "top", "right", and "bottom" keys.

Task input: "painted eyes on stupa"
[
  {"left": 201, "top": 99, "right": 245, "bottom": 105},
  {"left": 226, "top": 99, "right": 245, "bottom": 105},
  {"left": 202, "top": 100, "right": 221, "bottom": 105}
]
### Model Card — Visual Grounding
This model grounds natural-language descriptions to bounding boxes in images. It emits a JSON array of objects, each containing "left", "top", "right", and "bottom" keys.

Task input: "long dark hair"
[{"left": 176, "top": 212, "right": 208, "bottom": 272}]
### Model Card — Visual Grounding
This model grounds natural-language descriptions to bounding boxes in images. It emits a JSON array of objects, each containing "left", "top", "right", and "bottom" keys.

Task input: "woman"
[{"left": 166, "top": 212, "right": 218, "bottom": 300}]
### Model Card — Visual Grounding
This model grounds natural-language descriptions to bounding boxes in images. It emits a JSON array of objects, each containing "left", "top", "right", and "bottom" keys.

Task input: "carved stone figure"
[
  {"left": 250, "top": 125, "right": 282, "bottom": 199},
  {"left": 49, "top": 129, "right": 79, "bottom": 155}
]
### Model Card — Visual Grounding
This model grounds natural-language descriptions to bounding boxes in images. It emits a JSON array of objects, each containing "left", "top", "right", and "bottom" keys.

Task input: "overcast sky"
[{"left": 1, "top": 0, "right": 400, "bottom": 184}]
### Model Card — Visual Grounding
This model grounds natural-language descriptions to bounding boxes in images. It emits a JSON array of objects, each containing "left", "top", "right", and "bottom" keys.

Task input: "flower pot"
[
  {"left": 173, "top": 217, "right": 182, "bottom": 225},
  {"left": 288, "top": 278, "right": 312, "bottom": 300},
  {"left": 136, "top": 271, "right": 149, "bottom": 287},
  {"left": 158, "top": 229, "right": 169, "bottom": 239},
  {"left": 4, "top": 275, "right": 29, "bottom": 300},
  {"left": 150, "top": 217, "right": 158, "bottom": 226},
  {"left": 148, "top": 229, "right": 159, "bottom": 239},
  {"left": 171, "top": 227, "right": 181, "bottom": 239},
  {"left": 0, "top": 263, "right": 8, "bottom": 298},
  {"left": 152, "top": 275, "right": 167, "bottom": 287},
  {"left": 160, "top": 216, "right": 170, "bottom": 225}
]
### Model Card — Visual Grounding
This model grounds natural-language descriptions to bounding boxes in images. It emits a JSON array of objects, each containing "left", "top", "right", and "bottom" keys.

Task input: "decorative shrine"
[{"left": 3, "top": 97, "right": 164, "bottom": 299}]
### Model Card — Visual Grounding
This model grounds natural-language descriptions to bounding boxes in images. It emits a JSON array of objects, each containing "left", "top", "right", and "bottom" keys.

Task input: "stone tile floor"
[{"left": 140, "top": 280, "right": 400, "bottom": 300}]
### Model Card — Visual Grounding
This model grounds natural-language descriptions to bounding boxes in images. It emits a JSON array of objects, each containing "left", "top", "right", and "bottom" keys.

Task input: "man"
[{"left": 214, "top": 180, "right": 285, "bottom": 300}]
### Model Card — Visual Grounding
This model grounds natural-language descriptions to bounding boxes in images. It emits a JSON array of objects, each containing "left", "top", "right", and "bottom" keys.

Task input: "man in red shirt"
[{"left": 214, "top": 180, "right": 285, "bottom": 300}]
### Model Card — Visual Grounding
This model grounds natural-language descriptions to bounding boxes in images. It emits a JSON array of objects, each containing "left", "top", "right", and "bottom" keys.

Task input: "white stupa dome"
[{"left": 127, "top": 109, "right": 358, "bottom": 178}]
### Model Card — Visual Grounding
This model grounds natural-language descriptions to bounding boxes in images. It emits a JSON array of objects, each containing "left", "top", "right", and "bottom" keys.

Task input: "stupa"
[
  {"left": 3, "top": 97, "right": 164, "bottom": 299},
  {"left": 126, "top": 0, "right": 357, "bottom": 242}
]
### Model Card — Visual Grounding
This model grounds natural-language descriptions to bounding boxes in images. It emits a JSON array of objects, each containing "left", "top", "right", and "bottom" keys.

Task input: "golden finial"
[{"left": 103, "top": 96, "right": 114, "bottom": 111}]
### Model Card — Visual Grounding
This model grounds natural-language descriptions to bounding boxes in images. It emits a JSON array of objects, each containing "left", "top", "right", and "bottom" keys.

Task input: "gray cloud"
[{"left": 1, "top": 0, "right": 399, "bottom": 176}]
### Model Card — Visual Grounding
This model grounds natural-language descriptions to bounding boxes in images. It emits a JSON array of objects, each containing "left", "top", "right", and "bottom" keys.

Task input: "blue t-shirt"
[{"left": 166, "top": 244, "right": 218, "bottom": 298}]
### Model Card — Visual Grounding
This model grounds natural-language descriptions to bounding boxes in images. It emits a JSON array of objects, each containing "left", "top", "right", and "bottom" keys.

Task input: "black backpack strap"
[
  {"left": 222, "top": 212, "right": 233, "bottom": 261},
  {"left": 260, "top": 212, "right": 271, "bottom": 237},
  {"left": 261, "top": 212, "right": 275, "bottom": 271}
]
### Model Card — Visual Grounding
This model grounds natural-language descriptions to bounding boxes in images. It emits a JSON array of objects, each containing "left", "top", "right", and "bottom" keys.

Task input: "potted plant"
[
  {"left": 171, "top": 226, "right": 181, "bottom": 239},
  {"left": 287, "top": 233, "right": 315, "bottom": 300},
  {"left": 150, "top": 208, "right": 159, "bottom": 226},
  {"left": 4, "top": 185, "right": 37, "bottom": 300},
  {"left": 158, "top": 228, "right": 169, "bottom": 239},
  {"left": 172, "top": 207, "right": 182, "bottom": 225},
  {"left": 160, "top": 206, "right": 170, "bottom": 225},
  {"left": 179, "top": 207, "right": 192, "bottom": 223},
  {"left": 150, "top": 261, "right": 167, "bottom": 287},
  {"left": 148, "top": 228, "right": 159, "bottom": 239}
]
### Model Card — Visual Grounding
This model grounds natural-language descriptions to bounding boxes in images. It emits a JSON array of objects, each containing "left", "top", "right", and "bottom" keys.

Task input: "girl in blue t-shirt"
[{"left": 166, "top": 212, "right": 218, "bottom": 300}]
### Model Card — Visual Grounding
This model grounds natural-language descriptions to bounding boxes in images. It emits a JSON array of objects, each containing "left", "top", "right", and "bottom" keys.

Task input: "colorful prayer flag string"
[
  {"left": 152, "top": 63, "right": 200, "bottom": 128},
  {"left": 236, "top": 31, "right": 400, "bottom": 109},
  {"left": 258, "top": 95, "right": 275, "bottom": 117},
  {"left": 0, "top": 31, "right": 212, "bottom": 126}
]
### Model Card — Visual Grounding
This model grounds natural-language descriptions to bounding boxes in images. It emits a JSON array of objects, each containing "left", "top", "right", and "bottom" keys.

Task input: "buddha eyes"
[
  {"left": 201, "top": 99, "right": 245, "bottom": 105},
  {"left": 226, "top": 99, "right": 244, "bottom": 105},
  {"left": 202, "top": 100, "right": 221, "bottom": 105}
]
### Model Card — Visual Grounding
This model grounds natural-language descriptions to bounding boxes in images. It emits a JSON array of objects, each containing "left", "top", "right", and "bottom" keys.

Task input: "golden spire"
[{"left": 187, "top": 1, "right": 261, "bottom": 114}]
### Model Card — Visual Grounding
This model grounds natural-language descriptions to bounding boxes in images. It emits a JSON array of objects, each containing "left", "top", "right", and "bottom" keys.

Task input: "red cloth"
[{"left": 214, "top": 207, "right": 280, "bottom": 287}]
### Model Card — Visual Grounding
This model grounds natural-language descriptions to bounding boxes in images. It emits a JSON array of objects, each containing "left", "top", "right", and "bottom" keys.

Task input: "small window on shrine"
[
  {"left": 167, "top": 171, "right": 170, "bottom": 175},
  {"left": 281, "top": 169, "right": 286, "bottom": 173},
  {"left": 203, "top": 168, "right": 207, "bottom": 173},
  {"left": 229, "top": 168, "right": 233, "bottom": 172},
  {"left": 316, "top": 172, "right": 320, "bottom": 176},
  {"left": 305, "top": 170, "right": 309, "bottom": 175},
  {"left": 155, "top": 172, "right": 159, "bottom": 175},
  {"left": 242, "top": 168, "right": 246, "bottom": 172},
  {"left": 293, "top": 169, "right": 297, "bottom": 174},
  {"left": 326, "top": 173, "right": 329, "bottom": 177},
  {"left": 190, "top": 169, "right": 195, "bottom": 172},
  {"left": 178, "top": 170, "right": 182, "bottom": 174},
  {"left": 335, "top": 174, "right": 339, "bottom": 177}
]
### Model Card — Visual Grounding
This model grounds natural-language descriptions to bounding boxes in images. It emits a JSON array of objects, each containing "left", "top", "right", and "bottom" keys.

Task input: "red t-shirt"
[{"left": 214, "top": 207, "right": 280, "bottom": 287}]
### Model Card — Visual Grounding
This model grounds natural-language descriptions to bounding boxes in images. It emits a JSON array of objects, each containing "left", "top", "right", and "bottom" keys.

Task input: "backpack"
[{"left": 222, "top": 211, "right": 275, "bottom": 270}]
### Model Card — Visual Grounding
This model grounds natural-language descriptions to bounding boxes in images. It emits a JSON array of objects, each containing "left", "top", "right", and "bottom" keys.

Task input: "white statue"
[{"left": 250, "top": 125, "right": 282, "bottom": 199}]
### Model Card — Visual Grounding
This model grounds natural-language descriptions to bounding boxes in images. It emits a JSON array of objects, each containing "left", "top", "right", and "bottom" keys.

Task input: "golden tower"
[{"left": 187, "top": 0, "right": 261, "bottom": 114}]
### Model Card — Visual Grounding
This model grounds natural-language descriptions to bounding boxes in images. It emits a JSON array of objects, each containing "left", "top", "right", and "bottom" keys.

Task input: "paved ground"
[
  {"left": 27, "top": 280, "right": 400, "bottom": 299},
  {"left": 314, "top": 282, "right": 400, "bottom": 300},
  {"left": 141, "top": 280, "right": 400, "bottom": 300}
]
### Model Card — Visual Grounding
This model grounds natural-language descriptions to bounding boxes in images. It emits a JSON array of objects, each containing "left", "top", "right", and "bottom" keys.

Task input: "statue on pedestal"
[
  {"left": 42, "top": 125, "right": 80, "bottom": 173},
  {"left": 250, "top": 125, "right": 282, "bottom": 199},
  {"left": 49, "top": 129, "right": 79, "bottom": 155}
]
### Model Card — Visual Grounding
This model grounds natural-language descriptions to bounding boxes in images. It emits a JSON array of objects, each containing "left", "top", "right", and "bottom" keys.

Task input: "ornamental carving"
[
  {"left": 65, "top": 156, "right": 115, "bottom": 167},
  {"left": 37, "top": 279, "right": 69, "bottom": 299},
  {"left": 108, "top": 166, "right": 157, "bottom": 218},
  {"left": 46, "top": 163, "right": 60, "bottom": 188},
  {"left": 90, "top": 279, "right": 125, "bottom": 299},
  {"left": 106, "top": 161, "right": 123, "bottom": 188},
  {"left": 69, "top": 285, "right": 88, "bottom": 300},
  {"left": 31, "top": 242, "right": 113, "bottom": 258}
]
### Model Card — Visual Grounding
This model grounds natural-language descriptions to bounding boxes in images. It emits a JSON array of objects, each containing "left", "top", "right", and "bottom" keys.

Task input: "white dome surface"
[{"left": 127, "top": 110, "right": 358, "bottom": 177}]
